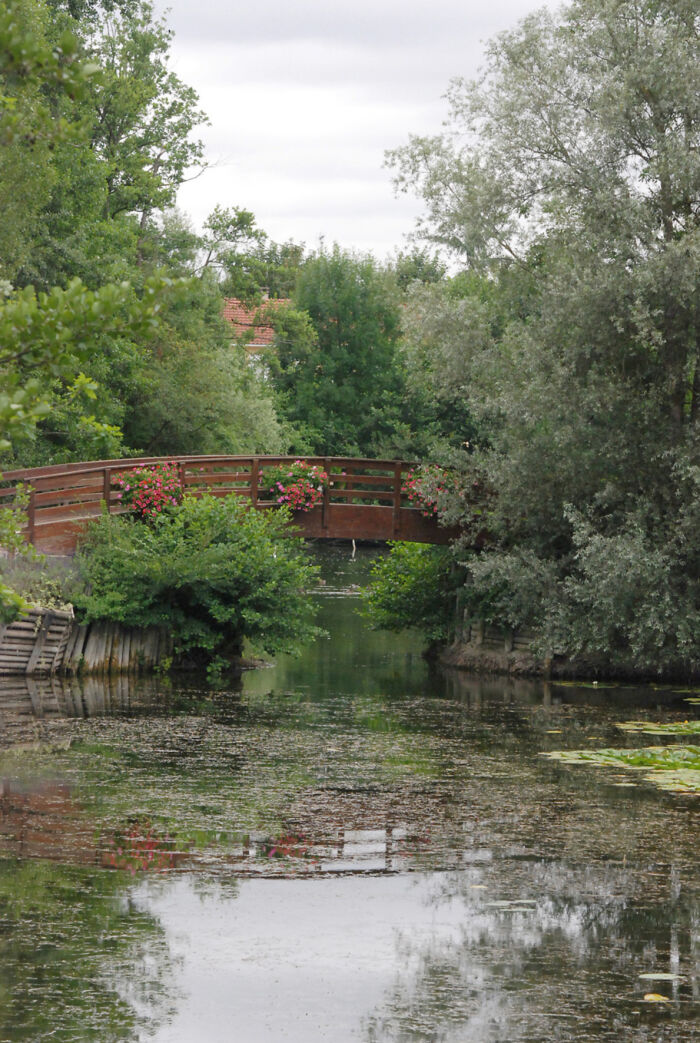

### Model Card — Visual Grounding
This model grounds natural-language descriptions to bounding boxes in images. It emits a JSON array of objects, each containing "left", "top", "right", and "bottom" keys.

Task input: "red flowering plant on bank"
[
  {"left": 113, "top": 462, "right": 184, "bottom": 521},
  {"left": 258, "top": 460, "right": 328, "bottom": 512}
]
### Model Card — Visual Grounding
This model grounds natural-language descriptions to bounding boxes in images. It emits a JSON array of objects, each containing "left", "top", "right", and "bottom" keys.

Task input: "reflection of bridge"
[{"left": 1, "top": 456, "right": 454, "bottom": 554}]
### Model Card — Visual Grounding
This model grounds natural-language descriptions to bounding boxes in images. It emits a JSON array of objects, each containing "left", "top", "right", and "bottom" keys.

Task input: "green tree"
[
  {"left": 0, "top": 0, "right": 101, "bottom": 282},
  {"left": 388, "top": 0, "right": 700, "bottom": 675},
  {"left": 197, "top": 205, "right": 305, "bottom": 301},
  {"left": 269, "top": 245, "right": 404, "bottom": 456},
  {"left": 15, "top": 0, "right": 207, "bottom": 291}
]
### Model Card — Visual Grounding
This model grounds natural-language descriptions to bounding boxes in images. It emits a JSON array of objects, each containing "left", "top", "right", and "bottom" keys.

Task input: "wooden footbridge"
[{"left": 1, "top": 455, "right": 454, "bottom": 555}]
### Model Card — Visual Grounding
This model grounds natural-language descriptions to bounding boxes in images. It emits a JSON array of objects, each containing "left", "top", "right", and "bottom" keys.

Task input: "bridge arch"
[{"left": 1, "top": 456, "right": 455, "bottom": 555}]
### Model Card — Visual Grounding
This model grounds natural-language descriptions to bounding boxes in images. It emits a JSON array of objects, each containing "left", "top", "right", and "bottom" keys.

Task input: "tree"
[
  {"left": 12, "top": 0, "right": 207, "bottom": 292},
  {"left": 0, "top": 0, "right": 101, "bottom": 282},
  {"left": 387, "top": 0, "right": 700, "bottom": 675},
  {"left": 197, "top": 205, "right": 305, "bottom": 301},
  {"left": 269, "top": 245, "right": 404, "bottom": 456}
]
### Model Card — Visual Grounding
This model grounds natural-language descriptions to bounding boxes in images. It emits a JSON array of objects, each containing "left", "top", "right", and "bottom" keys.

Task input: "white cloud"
[{"left": 156, "top": 0, "right": 553, "bottom": 258}]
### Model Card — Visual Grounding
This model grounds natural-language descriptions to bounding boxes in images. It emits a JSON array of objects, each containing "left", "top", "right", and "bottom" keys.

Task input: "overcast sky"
[{"left": 155, "top": 0, "right": 553, "bottom": 260}]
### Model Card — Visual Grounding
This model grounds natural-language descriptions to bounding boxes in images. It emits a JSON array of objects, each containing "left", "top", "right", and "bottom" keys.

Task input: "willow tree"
[{"left": 389, "top": 0, "right": 700, "bottom": 673}]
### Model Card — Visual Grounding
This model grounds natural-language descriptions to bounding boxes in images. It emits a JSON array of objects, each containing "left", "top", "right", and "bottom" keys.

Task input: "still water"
[{"left": 0, "top": 546, "right": 697, "bottom": 1042}]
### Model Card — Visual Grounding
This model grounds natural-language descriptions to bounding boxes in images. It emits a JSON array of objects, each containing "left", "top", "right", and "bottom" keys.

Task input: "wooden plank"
[
  {"left": 33, "top": 500, "right": 103, "bottom": 523},
  {"left": 328, "top": 473, "right": 395, "bottom": 487},
  {"left": 142, "top": 626, "right": 159, "bottom": 671},
  {"left": 129, "top": 629, "right": 145, "bottom": 673},
  {"left": 34, "top": 483, "right": 103, "bottom": 507},
  {"left": 107, "top": 626, "right": 122, "bottom": 674},
  {"left": 25, "top": 613, "right": 52, "bottom": 676},
  {"left": 117, "top": 627, "right": 132, "bottom": 674},
  {"left": 62, "top": 624, "right": 86, "bottom": 675},
  {"left": 82, "top": 623, "right": 109, "bottom": 674},
  {"left": 327, "top": 489, "right": 394, "bottom": 502}
]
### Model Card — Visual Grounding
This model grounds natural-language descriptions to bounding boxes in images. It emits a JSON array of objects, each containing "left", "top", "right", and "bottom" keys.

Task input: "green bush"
[
  {"left": 361, "top": 543, "right": 461, "bottom": 642},
  {"left": 72, "top": 494, "right": 323, "bottom": 666}
]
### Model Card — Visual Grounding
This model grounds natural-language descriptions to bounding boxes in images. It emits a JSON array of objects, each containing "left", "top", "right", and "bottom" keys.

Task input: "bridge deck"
[{"left": 1, "top": 455, "right": 454, "bottom": 554}]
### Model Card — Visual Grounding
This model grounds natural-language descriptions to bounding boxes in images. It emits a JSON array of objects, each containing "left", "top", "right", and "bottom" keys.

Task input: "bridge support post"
[
  {"left": 250, "top": 458, "right": 259, "bottom": 506},
  {"left": 27, "top": 488, "right": 36, "bottom": 545},
  {"left": 322, "top": 458, "right": 331, "bottom": 531},
  {"left": 102, "top": 468, "right": 111, "bottom": 513},
  {"left": 392, "top": 462, "right": 402, "bottom": 537}
]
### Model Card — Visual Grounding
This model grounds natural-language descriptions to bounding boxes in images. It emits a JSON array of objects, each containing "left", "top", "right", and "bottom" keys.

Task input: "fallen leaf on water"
[{"left": 643, "top": 993, "right": 670, "bottom": 1003}]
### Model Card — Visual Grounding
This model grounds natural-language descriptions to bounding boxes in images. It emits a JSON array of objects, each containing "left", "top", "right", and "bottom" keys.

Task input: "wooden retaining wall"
[
  {"left": 458, "top": 619, "right": 536, "bottom": 654},
  {"left": 0, "top": 608, "right": 74, "bottom": 677},
  {"left": 0, "top": 608, "right": 172, "bottom": 677}
]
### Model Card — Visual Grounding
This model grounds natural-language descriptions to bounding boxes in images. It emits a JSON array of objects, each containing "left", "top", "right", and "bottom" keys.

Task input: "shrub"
[
  {"left": 258, "top": 460, "right": 328, "bottom": 512},
  {"left": 361, "top": 542, "right": 461, "bottom": 642},
  {"left": 113, "top": 462, "right": 183, "bottom": 521},
  {"left": 0, "top": 482, "right": 41, "bottom": 621},
  {"left": 73, "top": 494, "right": 322, "bottom": 666}
]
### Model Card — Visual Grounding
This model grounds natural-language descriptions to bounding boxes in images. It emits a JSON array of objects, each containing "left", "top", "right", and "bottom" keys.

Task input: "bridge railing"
[{"left": 0, "top": 455, "right": 429, "bottom": 552}]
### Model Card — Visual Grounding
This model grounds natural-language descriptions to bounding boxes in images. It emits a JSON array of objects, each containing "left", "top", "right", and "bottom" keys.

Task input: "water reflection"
[
  {"left": 0, "top": 546, "right": 698, "bottom": 1041},
  {"left": 0, "top": 858, "right": 176, "bottom": 1042},
  {"left": 132, "top": 857, "right": 698, "bottom": 1043}
]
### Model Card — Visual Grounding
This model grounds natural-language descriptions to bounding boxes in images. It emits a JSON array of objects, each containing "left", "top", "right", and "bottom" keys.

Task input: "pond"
[{"left": 0, "top": 545, "right": 698, "bottom": 1042}]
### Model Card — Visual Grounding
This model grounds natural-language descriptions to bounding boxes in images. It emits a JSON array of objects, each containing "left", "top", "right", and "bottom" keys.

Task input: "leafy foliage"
[
  {"left": 72, "top": 494, "right": 323, "bottom": 665},
  {"left": 269, "top": 246, "right": 404, "bottom": 456},
  {"left": 0, "top": 483, "right": 37, "bottom": 621},
  {"left": 361, "top": 544, "right": 461, "bottom": 642},
  {"left": 388, "top": 0, "right": 700, "bottom": 675}
]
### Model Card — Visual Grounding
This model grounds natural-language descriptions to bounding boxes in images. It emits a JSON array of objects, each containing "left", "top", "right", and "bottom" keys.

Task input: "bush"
[
  {"left": 72, "top": 494, "right": 322, "bottom": 666},
  {"left": 361, "top": 542, "right": 461, "bottom": 642}
]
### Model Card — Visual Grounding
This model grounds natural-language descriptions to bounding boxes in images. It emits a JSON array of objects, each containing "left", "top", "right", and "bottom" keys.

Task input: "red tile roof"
[{"left": 222, "top": 297, "right": 289, "bottom": 349}]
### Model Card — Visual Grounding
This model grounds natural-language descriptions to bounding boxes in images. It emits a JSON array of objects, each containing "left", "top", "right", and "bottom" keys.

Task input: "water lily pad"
[
  {"left": 542, "top": 745, "right": 700, "bottom": 794},
  {"left": 616, "top": 720, "right": 700, "bottom": 736}
]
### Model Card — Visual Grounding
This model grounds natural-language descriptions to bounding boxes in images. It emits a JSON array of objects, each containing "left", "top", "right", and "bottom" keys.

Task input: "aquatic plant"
[{"left": 543, "top": 744, "right": 700, "bottom": 794}]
